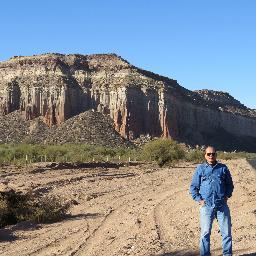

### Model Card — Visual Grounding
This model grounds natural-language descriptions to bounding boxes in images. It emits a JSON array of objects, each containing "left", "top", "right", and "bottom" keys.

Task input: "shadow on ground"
[
  {"left": 159, "top": 249, "right": 256, "bottom": 256},
  {"left": 42, "top": 161, "right": 141, "bottom": 170},
  {"left": 159, "top": 251, "right": 198, "bottom": 256},
  {"left": 66, "top": 212, "right": 105, "bottom": 220},
  {"left": 0, "top": 221, "right": 40, "bottom": 242},
  {"left": 0, "top": 213, "right": 105, "bottom": 242},
  {"left": 247, "top": 159, "right": 256, "bottom": 172},
  {"left": 0, "top": 228, "right": 17, "bottom": 242}
]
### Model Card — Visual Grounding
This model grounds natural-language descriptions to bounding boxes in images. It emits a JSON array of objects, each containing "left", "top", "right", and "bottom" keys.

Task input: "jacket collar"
[{"left": 205, "top": 161, "right": 218, "bottom": 168}]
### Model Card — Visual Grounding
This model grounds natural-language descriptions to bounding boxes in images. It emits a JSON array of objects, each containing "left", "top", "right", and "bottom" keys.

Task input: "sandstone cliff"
[{"left": 0, "top": 53, "right": 255, "bottom": 151}]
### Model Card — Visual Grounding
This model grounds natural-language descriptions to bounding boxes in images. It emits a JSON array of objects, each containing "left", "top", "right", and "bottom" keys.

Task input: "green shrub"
[
  {"left": 185, "top": 149, "right": 204, "bottom": 163},
  {"left": 0, "top": 190, "right": 70, "bottom": 228},
  {"left": 31, "top": 195, "right": 70, "bottom": 223},
  {"left": 142, "top": 138, "right": 185, "bottom": 167},
  {"left": 0, "top": 199, "right": 9, "bottom": 226}
]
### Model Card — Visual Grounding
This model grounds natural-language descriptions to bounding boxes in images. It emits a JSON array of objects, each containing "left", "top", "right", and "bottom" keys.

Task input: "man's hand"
[{"left": 199, "top": 200, "right": 205, "bottom": 206}]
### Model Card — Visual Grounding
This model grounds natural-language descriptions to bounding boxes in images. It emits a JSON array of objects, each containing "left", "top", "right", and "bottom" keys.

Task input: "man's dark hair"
[{"left": 204, "top": 146, "right": 217, "bottom": 154}]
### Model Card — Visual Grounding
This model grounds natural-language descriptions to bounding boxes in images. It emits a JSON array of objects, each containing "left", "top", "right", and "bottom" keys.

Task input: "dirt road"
[{"left": 0, "top": 159, "right": 255, "bottom": 255}]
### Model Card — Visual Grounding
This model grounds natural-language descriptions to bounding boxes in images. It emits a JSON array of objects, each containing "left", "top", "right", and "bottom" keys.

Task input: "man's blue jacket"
[{"left": 190, "top": 162, "right": 234, "bottom": 208}]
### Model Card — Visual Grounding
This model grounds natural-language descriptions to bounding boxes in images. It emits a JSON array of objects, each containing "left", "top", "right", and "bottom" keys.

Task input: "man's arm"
[
  {"left": 190, "top": 166, "right": 203, "bottom": 202},
  {"left": 225, "top": 167, "right": 234, "bottom": 198}
]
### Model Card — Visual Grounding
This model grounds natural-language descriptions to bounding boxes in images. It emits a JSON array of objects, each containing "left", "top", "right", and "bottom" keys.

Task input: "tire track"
[
  {"left": 70, "top": 175, "right": 170, "bottom": 256},
  {"left": 0, "top": 219, "right": 90, "bottom": 256},
  {"left": 153, "top": 189, "right": 186, "bottom": 254}
]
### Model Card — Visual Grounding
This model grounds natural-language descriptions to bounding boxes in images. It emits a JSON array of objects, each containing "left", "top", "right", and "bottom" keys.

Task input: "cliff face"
[
  {"left": 165, "top": 96, "right": 256, "bottom": 150},
  {"left": 0, "top": 55, "right": 90, "bottom": 126},
  {"left": 0, "top": 53, "right": 256, "bottom": 151}
]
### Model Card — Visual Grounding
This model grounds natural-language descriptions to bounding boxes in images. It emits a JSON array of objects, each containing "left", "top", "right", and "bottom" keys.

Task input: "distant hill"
[{"left": 0, "top": 110, "right": 131, "bottom": 148}]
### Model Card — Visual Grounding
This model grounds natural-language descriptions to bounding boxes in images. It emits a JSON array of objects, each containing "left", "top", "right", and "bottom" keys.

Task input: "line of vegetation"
[
  {"left": 0, "top": 141, "right": 255, "bottom": 167},
  {"left": 0, "top": 143, "right": 140, "bottom": 165}
]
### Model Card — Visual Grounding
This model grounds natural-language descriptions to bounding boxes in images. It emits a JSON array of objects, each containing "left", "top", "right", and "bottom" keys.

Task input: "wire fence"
[
  {"left": 0, "top": 154, "right": 139, "bottom": 165},
  {"left": 0, "top": 144, "right": 141, "bottom": 166}
]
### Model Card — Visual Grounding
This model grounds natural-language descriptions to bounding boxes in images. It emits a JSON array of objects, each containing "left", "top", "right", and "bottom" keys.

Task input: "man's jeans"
[{"left": 200, "top": 203, "right": 232, "bottom": 256}]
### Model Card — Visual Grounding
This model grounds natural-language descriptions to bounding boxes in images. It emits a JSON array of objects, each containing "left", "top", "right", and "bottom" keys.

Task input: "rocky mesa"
[{"left": 0, "top": 53, "right": 256, "bottom": 151}]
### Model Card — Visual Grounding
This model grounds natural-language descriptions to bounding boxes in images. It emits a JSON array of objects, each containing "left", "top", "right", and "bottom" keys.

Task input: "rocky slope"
[
  {"left": 0, "top": 110, "right": 131, "bottom": 147},
  {"left": 0, "top": 53, "right": 256, "bottom": 151}
]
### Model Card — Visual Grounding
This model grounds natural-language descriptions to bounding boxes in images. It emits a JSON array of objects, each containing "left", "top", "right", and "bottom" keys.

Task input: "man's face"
[{"left": 205, "top": 147, "right": 217, "bottom": 164}]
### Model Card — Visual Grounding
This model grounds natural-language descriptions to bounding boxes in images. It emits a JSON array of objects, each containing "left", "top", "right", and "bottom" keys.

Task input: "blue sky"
[{"left": 1, "top": 0, "right": 255, "bottom": 108}]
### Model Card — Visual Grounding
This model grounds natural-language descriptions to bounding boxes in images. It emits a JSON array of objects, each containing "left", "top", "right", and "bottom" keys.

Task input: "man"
[{"left": 190, "top": 146, "right": 234, "bottom": 256}]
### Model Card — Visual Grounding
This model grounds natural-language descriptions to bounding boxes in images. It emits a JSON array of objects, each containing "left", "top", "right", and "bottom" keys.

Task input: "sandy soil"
[{"left": 0, "top": 159, "right": 255, "bottom": 256}]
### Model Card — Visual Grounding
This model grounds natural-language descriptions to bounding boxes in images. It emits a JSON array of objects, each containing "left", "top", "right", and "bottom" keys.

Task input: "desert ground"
[{"left": 0, "top": 158, "right": 255, "bottom": 256}]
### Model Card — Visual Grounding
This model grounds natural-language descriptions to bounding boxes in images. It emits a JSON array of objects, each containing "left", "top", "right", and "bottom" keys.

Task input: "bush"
[
  {"left": 31, "top": 195, "right": 70, "bottom": 223},
  {"left": 142, "top": 138, "right": 185, "bottom": 167},
  {"left": 0, "top": 190, "right": 70, "bottom": 228},
  {"left": 218, "top": 151, "right": 256, "bottom": 160},
  {"left": 185, "top": 149, "right": 204, "bottom": 163}
]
